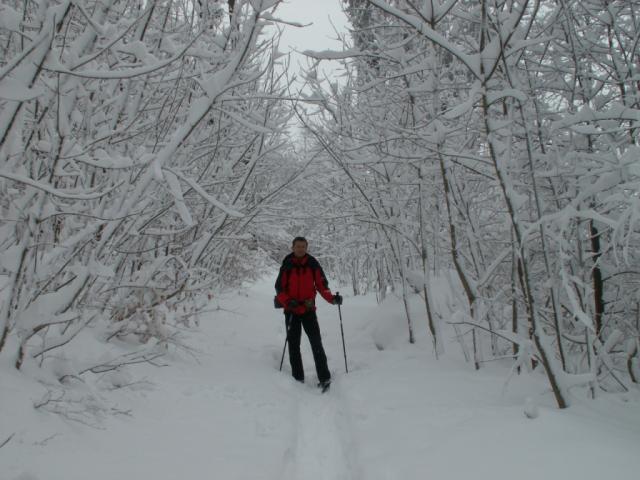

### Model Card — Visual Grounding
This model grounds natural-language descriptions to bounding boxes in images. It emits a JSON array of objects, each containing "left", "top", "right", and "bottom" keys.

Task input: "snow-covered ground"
[{"left": 2, "top": 275, "right": 640, "bottom": 480}]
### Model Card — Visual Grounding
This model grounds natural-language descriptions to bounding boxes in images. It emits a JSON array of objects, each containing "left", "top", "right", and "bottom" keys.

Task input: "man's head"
[{"left": 291, "top": 236, "right": 308, "bottom": 258}]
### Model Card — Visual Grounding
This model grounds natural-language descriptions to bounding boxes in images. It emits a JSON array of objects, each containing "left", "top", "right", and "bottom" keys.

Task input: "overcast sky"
[
  {"left": 275, "top": 0, "right": 348, "bottom": 52},
  {"left": 271, "top": 0, "right": 349, "bottom": 84}
]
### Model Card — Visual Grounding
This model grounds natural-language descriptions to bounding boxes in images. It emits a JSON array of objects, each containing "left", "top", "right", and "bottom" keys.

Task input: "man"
[{"left": 275, "top": 237, "right": 343, "bottom": 391}]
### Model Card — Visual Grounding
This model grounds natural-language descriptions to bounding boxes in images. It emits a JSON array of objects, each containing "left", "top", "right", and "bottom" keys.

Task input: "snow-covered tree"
[
  {"left": 301, "top": 0, "right": 640, "bottom": 408},
  {"left": 0, "top": 0, "right": 294, "bottom": 376}
]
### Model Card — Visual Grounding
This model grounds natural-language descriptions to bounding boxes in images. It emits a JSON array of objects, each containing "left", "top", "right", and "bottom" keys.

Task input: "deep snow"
[{"left": 2, "top": 276, "right": 640, "bottom": 480}]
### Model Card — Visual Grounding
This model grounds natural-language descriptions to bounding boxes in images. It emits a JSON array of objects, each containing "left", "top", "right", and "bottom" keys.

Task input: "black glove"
[
  {"left": 332, "top": 294, "right": 343, "bottom": 306},
  {"left": 274, "top": 296, "right": 283, "bottom": 309},
  {"left": 287, "top": 299, "right": 299, "bottom": 309}
]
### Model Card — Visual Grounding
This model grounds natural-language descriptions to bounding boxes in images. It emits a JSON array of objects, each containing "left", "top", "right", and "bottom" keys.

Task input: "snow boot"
[{"left": 318, "top": 380, "right": 331, "bottom": 393}]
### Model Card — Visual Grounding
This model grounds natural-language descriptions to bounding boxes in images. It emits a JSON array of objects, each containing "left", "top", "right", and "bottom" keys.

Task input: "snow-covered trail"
[
  {"left": 3, "top": 275, "right": 365, "bottom": 480},
  {"left": 278, "top": 383, "right": 361, "bottom": 480},
  {"left": 231, "top": 278, "right": 363, "bottom": 480},
  {"left": 3, "top": 274, "right": 640, "bottom": 480}
]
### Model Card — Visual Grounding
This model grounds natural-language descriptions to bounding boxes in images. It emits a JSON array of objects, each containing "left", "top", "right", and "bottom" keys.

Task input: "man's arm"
[
  {"left": 313, "top": 262, "right": 335, "bottom": 304},
  {"left": 275, "top": 267, "right": 290, "bottom": 307}
]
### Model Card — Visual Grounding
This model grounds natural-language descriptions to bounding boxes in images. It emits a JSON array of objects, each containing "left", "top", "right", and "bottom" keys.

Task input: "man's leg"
[
  {"left": 301, "top": 311, "right": 331, "bottom": 383},
  {"left": 286, "top": 314, "right": 304, "bottom": 382}
]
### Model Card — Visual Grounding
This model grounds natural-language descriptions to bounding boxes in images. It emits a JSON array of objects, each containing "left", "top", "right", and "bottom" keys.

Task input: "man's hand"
[{"left": 332, "top": 294, "right": 343, "bottom": 306}]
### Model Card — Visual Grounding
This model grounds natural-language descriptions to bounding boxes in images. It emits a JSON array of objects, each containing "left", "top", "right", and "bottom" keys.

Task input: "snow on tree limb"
[
  {"left": 42, "top": 37, "right": 200, "bottom": 80},
  {"left": 0, "top": 171, "right": 123, "bottom": 200},
  {"left": 551, "top": 103, "right": 640, "bottom": 131},
  {"left": 367, "top": 0, "right": 481, "bottom": 79},
  {"left": 249, "top": 0, "right": 280, "bottom": 11},
  {"left": 163, "top": 170, "right": 195, "bottom": 227},
  {"left": 166, "top": 168, "right": 244, "bottom": 219},
  {"left": 302, "top": 49, "right": 363, "bottom": 60}
]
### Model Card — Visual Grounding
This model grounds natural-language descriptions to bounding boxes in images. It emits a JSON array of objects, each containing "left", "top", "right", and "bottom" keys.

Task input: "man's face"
[{"left": 292, "top": 240, "right": 308, "bottom": 258}]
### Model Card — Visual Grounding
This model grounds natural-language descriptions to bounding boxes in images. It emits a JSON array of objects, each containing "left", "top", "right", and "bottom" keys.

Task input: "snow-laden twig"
[
  {"left": 0, "top": 171, "right": 123, "bottom": 200},
  {"left": 367, "top": 0, "right": 481, "bottom": 79},
  {"left": 163, "top": 167, "right": 244, "bottom": 218},
  {"left": 43, "top": 33, "right": 203, "bottom": 80}
]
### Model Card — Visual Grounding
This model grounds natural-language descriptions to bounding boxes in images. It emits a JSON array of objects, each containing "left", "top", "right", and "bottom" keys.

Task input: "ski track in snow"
[{"left": 279, "top": 381, "right": 362, "bottom": 480}]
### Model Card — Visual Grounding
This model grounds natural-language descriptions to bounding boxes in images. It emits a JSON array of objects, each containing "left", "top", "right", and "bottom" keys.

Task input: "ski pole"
[
  {"left": 279, "top": 312, "right": 291, "bottom": 371},
  {"left": 337, "top": 292, "right": 348, "bottom": 373}
]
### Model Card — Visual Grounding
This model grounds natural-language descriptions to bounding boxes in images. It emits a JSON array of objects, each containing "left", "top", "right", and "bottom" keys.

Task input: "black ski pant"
[{"left": 285, "top": 310, "right": 330, "bottom": 383}]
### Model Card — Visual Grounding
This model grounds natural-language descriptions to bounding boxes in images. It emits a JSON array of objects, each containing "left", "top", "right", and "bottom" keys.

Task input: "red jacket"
[{"left": 275, "top": 253, "right": 334, "bottom": 315}]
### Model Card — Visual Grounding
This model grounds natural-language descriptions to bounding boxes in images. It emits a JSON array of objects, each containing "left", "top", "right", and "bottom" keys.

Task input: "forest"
[{"left": 1, "top": 0, "right": 639, "bottom": 412}]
